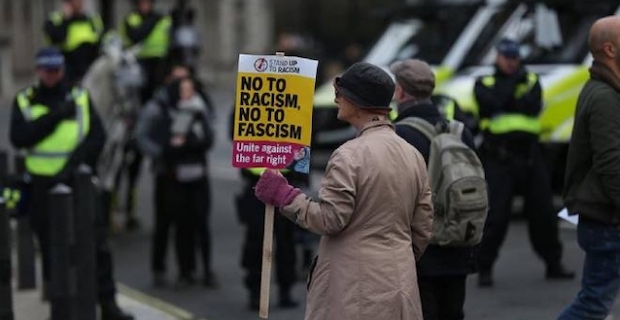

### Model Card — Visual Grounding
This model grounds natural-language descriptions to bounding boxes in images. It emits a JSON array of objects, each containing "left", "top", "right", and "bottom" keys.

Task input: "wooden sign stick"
[
  {"left": 259, "top": 51, "right": 286, "bottom": 319},
  {"left": 259, "top": 204, "right": 275, "bottom": 318}
]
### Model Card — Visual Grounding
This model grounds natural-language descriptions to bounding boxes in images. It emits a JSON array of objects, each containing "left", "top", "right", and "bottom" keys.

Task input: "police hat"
[
  {"left": 496, "top": 38, "right": 521, "bottom": 59},
  {"left": 334, "top": 62, "right": 395, "bottom": 110},
  {"left": 35, "top": 47, "right": 65, "bottom": 69}
]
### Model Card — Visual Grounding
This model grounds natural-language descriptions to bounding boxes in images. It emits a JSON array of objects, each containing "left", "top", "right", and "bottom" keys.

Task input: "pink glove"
[{"left": 255, "top": 170, "right": 302, "bottom": 207}]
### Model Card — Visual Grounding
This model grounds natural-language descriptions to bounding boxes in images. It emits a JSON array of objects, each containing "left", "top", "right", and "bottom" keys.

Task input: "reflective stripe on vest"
[
  {"left": 245, "top": 168, "right": 291, "bottom": 176},
  {"left": 478, "top": 72, "right": 540, "bottom": 135},
  {"left": 17, "top": 87, "right": 91, "bottom": 176},
  {"left": 514, "top": 72, "right": 538, "bottom": 99},
  {"left": 441, "top": 99, "right": 456, "bottom": 120},
  {"left": 479, "top": 114, "right": 540, "bottom": 135},
  {"left": 122, "top": 13, "right": 171, "bottom": 58}
]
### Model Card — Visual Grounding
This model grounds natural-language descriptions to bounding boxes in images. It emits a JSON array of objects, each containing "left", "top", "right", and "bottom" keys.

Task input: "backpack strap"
[
  {"left": 396, "top": 117, "right": 438, "bottom": 141},
  {"left": 448, "top": 120, "right": 465, "bottom": 139}
]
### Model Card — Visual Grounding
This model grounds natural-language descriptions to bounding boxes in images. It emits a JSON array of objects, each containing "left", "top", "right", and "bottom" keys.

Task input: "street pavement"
[{"left": 3, "top": 84, "right": 620, "bottom": 319}]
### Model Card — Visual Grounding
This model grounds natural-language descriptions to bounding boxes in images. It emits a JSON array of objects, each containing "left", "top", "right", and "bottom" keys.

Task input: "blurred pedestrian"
[
  {"left": 229, "top": 112, "right": 304, "bottom": 310},
  {"left": 116, "top": 0, "right": 171, "bottom": 230},
  {"left": 120, "top": 0, "right": 171, "bottom": 104},
  {"left": 136, "top": 76, "right": 216, "bottom": 287},
  {"left": 8, "top": 47, "right": 133, "bottom": 320},
  {"left": 44, "top": 0, "right": 104, "bottom": 84},
  {"left": 473, "top": 38, "right": 574, "bottom": 287},
  {"left": 254, "top": 62, "right": 434, "bottom": 320},
  {"left": 558, "top": 16, "right": 620, "bottom": 320},
  {"left": 169, "top": 0, "right": 201, "bottom": 69},
  {"left": 392, "top": 59, "right": 480, "bottom": 320}
]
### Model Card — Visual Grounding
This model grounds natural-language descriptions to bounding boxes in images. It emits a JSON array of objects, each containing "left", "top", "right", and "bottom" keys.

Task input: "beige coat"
[{"left": 282, "top": 120, "right": 434, "bottom": 320}]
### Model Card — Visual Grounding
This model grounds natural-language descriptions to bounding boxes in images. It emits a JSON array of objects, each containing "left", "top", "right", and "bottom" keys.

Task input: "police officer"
[
  {"left": 120, "top": 0, "right": 171, "bottom": 104},
  {"left": 8, "top": 47, "right": 134, "bottom": 320},
  {"left": 44, "top": 0, "right": 104, "bottom": 84},
  {"left": 229, "top": 110, "right": 301, "bottom": 310},
  {"left": 118, "top": 0, "right": 171, "bottom": 229},
  {"left": 473, "top": 38, "right": 574, "bottom": 287}
]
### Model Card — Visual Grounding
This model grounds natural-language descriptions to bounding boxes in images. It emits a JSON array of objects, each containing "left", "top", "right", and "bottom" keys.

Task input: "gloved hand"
[{"left": 255, "top": 169, "right": 302, "bottom": 207}]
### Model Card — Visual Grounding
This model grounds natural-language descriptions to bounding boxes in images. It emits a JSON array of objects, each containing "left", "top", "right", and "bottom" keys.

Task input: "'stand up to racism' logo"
[{"left": 254, "top": 58, "right": 268, "bottom": 72}]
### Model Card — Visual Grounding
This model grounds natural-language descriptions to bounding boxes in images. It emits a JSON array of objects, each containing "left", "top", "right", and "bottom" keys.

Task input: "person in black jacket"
[
  {"left": 391, "top": 59, "right": 475, "bottom": 320},
  {"left": 228, "top": 108, "right": 303, "bottom": 310},
  {"left": 559, "top": 16, "right": 620, "bottom": 320},
  {"left": 9, "top": 47, "right": 133, "bottom": 320},
  {"left": 44, "top": 0, "right": 104, "bottom": 84},
  {"left": 116, "top": 0, "right": 171, "bottom": 230},
  {"left": 473, "top": 38, "right": 573, "bottom": 287},
  {"left": 135, "top": 76, "right": 216, "bottom": 288}
]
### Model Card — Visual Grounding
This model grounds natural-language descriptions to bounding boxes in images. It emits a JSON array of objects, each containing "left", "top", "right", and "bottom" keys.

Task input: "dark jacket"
[
  {"left": 394, "top": 99, "right": 476, "bottom": 276},
  {"left": 9, "top": 82, "right": 106, "bottom": 183},
  {"left": 473, "top": 65, "right": 542, "bottom": 156},
  {"left": 44, "top": 13, "right": 102, "bottom": 83},
  {"left": 135, "top": 80, "right": 214, "bottom": 175},
  {"left": 564, "top": 61, "right": 620, "bottom": 225},
  {"left": 123, "top": 11, "right": 164, "bottom": 45}
]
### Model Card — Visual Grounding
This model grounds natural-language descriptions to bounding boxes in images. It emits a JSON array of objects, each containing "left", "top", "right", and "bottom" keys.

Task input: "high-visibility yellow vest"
[
  {"left": 121, "top": 13, "right": 171, "bottom": 58},
  {"left": 441, "top": 99, "right": 456, "bottom": 121},
  {"left": 47, "top": 11, "right": 103, "bottom": 52},
  {"left": 478, "top": 72, "right": 541, "bottom": 135},
  {"left": 16, "top": 87, "right": 91, "bottom": 176}
]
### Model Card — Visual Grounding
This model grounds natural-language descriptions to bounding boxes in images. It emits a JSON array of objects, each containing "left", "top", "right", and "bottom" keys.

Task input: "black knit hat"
[{"left": 334, "top": 62, "right": 395, "bottom": 110}]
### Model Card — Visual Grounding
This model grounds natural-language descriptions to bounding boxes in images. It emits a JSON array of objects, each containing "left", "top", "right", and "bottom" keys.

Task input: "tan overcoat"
[{"left": 282, "top": 120, "right": 434, "bottom": 320}]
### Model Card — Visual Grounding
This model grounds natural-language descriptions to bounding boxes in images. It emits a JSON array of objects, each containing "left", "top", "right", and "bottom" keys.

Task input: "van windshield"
[
  {"left": 463, "top": 1, "right": 620, "bottom": 66},
  {"left": 364, "top": 1, "right": 484, "bottom": 66}
]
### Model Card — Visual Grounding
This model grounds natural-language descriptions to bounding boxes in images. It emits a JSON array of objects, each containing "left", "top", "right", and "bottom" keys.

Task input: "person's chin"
[{"left": 336, "top": 112, "right": 343, "bottom": 121}]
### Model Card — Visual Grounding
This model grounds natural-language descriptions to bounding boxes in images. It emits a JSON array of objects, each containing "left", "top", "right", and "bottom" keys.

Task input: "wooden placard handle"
[
  {"left": 259, "top": 204, "right": 275, "bottom": 318},
  {"left": 260, "top": 52, "right": 285, "bottom": 319}
]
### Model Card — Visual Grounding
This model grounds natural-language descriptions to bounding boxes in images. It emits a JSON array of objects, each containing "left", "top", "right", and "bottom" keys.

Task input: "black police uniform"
[
  {"left": 473, "top": 64, "right": 572, "bottom": 285},
  {"left": 229, "top": 109, "right": 302, "bottom": 309},
  {"left": 9, "top": 80, "right": 133, "bottom": 319},
  {"left": 44, "top": 13, "right": 102, "bottom": 84}
]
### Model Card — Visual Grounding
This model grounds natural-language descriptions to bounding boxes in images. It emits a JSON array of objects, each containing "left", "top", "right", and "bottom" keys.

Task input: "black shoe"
[
  {"left": 478, "top": 270, "right": 493, "bottom": 288},
  {"left": 125, "top": 217, "right": 140, "bottom": 232},
  {"left": 249, "top": 295, "right": 260, "bottom": 311},
  {"left": 203, "top": 272, "right": 220, "bottom": 289},
  {"left": 153, "top": 272, "right": 167, "bottom": 287},
  {"left": 279, "top": 288, "right": 299, "bottom": 309},
  {"left": 546, "top": 264, "right": 575, "bottom": 280},
  {"left": 100, "top": 300, "right": 135, "bottom": 320},
  {"left": 279, "top": 296, "right": 299, "bottom": 309},
  {"left": 177, "top": 274, "right": 196, "bottom": 289}
]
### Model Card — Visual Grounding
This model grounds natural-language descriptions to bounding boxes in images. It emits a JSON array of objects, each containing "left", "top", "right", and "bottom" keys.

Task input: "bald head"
[{"left": 589, "top": 16, "right": 620, "bottom": 60}]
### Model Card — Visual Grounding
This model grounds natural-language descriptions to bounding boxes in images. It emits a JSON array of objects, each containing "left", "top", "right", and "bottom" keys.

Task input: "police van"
[
  {"left": 312, "top": 0, "right": 519, "bottom": 149},
  {"left": 436, "top": 0, "right": 620, "bottom": 191}
]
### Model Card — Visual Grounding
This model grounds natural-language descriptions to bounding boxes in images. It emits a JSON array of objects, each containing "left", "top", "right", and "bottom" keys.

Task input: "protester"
[
  {"left": 392, "top": 59, "right": 479, "bottom": 320},
  {"left": 559, "top": 16, "right": 620, "bottom": 320},
  {"left": 135, "top": 76, "right": 216, "bottom": 287},
  {"left": 254, "top": 62, "right": 433, "bottom": 320},
  {"left": 229, "top": 109, "right": 303, "bottom": 310}
]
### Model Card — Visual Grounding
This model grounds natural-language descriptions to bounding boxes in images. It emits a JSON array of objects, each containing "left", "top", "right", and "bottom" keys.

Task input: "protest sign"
[{"left": 232, "top": 54, "right": 318, "bottom": 174}]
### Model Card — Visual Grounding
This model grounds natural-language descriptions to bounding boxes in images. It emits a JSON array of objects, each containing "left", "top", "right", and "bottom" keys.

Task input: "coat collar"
[
  {"left": 394, "top": 100, "right": 439, "bottom": 122},
  {"left": 357, "top": 119, "right": 394, "bottom": 137}
]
